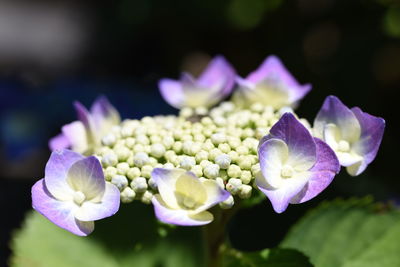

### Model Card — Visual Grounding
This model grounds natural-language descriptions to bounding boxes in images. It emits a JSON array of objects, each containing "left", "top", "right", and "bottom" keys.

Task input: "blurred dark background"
[{"left": 1, "top": 0, "right": 399, "bottom": 265}]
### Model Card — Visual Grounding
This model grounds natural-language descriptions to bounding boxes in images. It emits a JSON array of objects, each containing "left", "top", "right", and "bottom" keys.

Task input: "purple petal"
[
  {"left": 90, "top": 96, "right": 120, "bottom": 128},
  {"left": 290, "top": 138, "right": 340, "bottom": 204},
  {"left": 151, "top": 168, "right": 186, "bottom": 209},
  {"left": 256, "top": 171, "right": 310, "bottom": 213},
  {"left": 195, "top": 180, "right": 231, "bottom": 213},
  {"left": 260, "top": 113, "right": 317, "bottom": 171},
  {"left": 314, "top": 96, "right": 361, "bottom": 142},
  {"left": 197, "top": 55, "right": 236, "bottom": 97},
  {"left": 32, "top": 179, "right": 94, "bottom": 236},
  {"left": 74, "top": 183, "right": 120, "bottom": 221},
  {"left": 347, "top": 107, "right": 385, "bottom": 176},
  {"left": 74, "top": 101, "right": 95, "bottom": 143},
  {"left": 49, "top": 133, "right": 70, "bottom": 151},
  {"left": 152, "top": 195, "right": 213, "bottom": 226},
  {"left": 61, "top": 121, "right": 87, "bottom": 153},
  {"left": 66, "top": 156, "right": 106, "bottom": 202},
  {"left": 246, "top": 55, "right": 311, "bottom": 102},
  {"left": 44, "top": 150, "right": 84, "bottom": 200},
  {"left": 158, "top": 78, "right": 185, "bottom": 109}
]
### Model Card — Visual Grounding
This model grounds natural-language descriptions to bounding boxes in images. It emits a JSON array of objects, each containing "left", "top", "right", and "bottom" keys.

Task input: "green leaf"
[
  {"left": 223, "top": 248, "right": 313, "bottom": 267},
  {"left": 10, "top": 203, "right": 205, "bottom": 267},
  {"left": 281, "top": 197, "right": 400, "bottom": 267}
]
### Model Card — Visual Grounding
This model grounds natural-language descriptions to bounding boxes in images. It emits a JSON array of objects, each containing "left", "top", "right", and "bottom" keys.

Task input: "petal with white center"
[
  {"left": 152, "top": 195, "right": 213, "bottom": 226},
  {"left": 194, "top": 179, "right": 230, "bottom": 213},
  {"left": 61, "top": 121, "right": 88, "bottom": 153},
  {"left": 258, "top": 139, "right": 288, "bottom": 188},
  {"left": 74, "top": 183, "right": 120, "bottom": 221},
  {"left": 67, "top": 156, "right": 106, "bottom": 202},
  {"left": 44, "top": 149, "right": 83, "bottom": 201},
  {"left": 158, "top": 78, "right": 185, "bottom": 109},
  {"left": 290, "top": 138, "right": 340, "bottom": 204},
  {"left": 32, "top": 179, "right": 94, "bottom": 236},
  {"left": 49, "top": 133, "right": 70, "bottom": 151},
  {"left": 151, "top": 168, "right": 185, "bottom": 209}
]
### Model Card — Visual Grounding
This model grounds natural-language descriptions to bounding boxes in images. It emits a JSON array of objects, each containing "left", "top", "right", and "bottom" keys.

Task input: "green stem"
[{"left": 203, "top": 203, "right": 241, "bottom": 267}]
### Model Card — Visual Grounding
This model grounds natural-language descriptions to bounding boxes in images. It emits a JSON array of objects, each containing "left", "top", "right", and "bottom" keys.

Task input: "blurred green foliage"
[{"left": 281, "top": 197, "right": 400, "bottom": 267}]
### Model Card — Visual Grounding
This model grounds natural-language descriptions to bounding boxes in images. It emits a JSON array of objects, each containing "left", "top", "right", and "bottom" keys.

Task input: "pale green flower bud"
[
  {"left": 250, "top": 102, "right": 264, "bottom": 113},
  {"left": 195, "top": 106, "right": 208, "bottom": 116},
  {"left": 227, "top": 151, "right": 239, "bottom": 163},
  {"left": 163, "top": 162, "right": 175, "bottom": 169},
  {"left": 191, "top": 165, "right": 203, "bottom": 177},
  {"left": 136, "top": 134, "right": 150, "bottom": 145},
  {"left": 227, "top": 164, "right": 241, "bottom": 178},
  {"left": 104, "top": 166, "right": 117, "bottom": 181},
  {"left": 201, "top": 117, "right": 213, "bottom": 126},
  {"left": 251, "top": 163, "right": 261, "bottom": 176},
  {"left": 209, "top": 148, "right": 222, "bottom": 161},
  {"left": 150, "top": 135, "right": 162, "bottom": 144},
  {"left": 148, "top": 178, "right": 157, "bottom": 189},
  {"left": 241, "top": 128, "right": 255, "bottom": 139},
  {"left": 219, "top": 169, "right": 229, "bottom": 180},
  {"left": 200, "top": 160, "right": 212, "bottom": 169},
  {"left": 202, "top": 140, "right": 214, "bottom": 151},
  {"left": 240, "top": 170, "right": 252, "bottom": 184},
  {"left": 120, "top": 187, "right": 136, "bottom": 203},
  {"left": 127, "top": 167, "right": 141, "bottom": 179},
  {"left": 133, "top": 143, "right": 145, "bottom": 153},
  {"left": 195, "top": 150, "right": 209, "bottom": 163},
  {"left": 193, "top": 133, "right": 206, "bottom": 142},
  {"left": 203, "top": 128, "right": 214, "bottom": 138},
  {"left": 238, "top": 156, "right": 252, "bottom": 170},
  {"left": 218, "top": 143, "right": 231, "bottom": 153},
  {"left": 127, "top": 156, "right": 135, "bottom": 167},
  {"left": 134, "top": 152, "right": 149, "bottom": 167},
  {"left": 173, "top": 129, "right": 184, "bottom": 140},
  {"left": 117, "top": 162, "right": 130, "bottom": 175},
  {"left": 164, "top": 150, "right": 176, "bottom": 160},
  {"left": 239, "top": 184, "right": 252, "bottom": 199},
  {"left": 130, "top": 177, "right": 148, "bottom": 193},
  {"left": 255, "top": 127, "right": 269, "bottom": 139},
  {"left": 215, "top": 177, "right": 225, "bottom": 189},
  {"left": 148, "top": 157, "right": 158, "bottom": 167},
  {"left": 278, "top": 106, "right": 294, "bottom": 117},
  {"left": 204, "top": 164, "right": 220, "bottom": 179},
  {"left": 115, "top": 146, "right": 131, "bottom": 161},
  {"left": 141, "top": 190, "right": 153, "bottom": 204},
  {"left": 219, "top": 195, "right": 234, "bottom": 209},
  {"left": 141, "top": 165, "right": 153, "bottom": 178},
  {"left": 180, "top": 107, "right": 193, "bottom": 118},
  {"left": 102, "top": 133, "right": 117, "bottom": 147},
  {"left": 111, "top": 175, "right": 128, "bottom": 190},
  {"left": 150, "top": 143, "right": 166, "bottom": 158},
  {"left": 102, "top": 153, "right": 118, "bottom": 167},
  {"left": 179, "top": 156, "right": 196, "bottom": 170},
  {"left": 214, "top": 116, "right": 227, "bottom": 127},
  {"left": 211, "top": 133, "right": 226, "bottom": 145},
  {"left": 182, "top": 140, "right": 194, "bottom": 154},
  {"left": 236, "top": 145, "right": 249, "bottom": 156},
  {"left": 121, "top": 125, "right": 134, "bottom": 138},
  {"left": 162, "top": 136, "right": 174, "bottom": 149},
  {"left": 215, "top": 154, "right": 231, "bottom": 169},
  {"left": 228, "top": 137, "right": 241, "bottom": 149},
  {"left": 181, "top": 134, "right": 193, "bottom": 141},
  {"left": 172, "top": 141, "right": 183, "bottom": 154},
  {"left": 220, "top": 101, "right": 235, "bottom": 113},
  {"left": 226, "top": 178, "right": 242, "bottom": 194}
]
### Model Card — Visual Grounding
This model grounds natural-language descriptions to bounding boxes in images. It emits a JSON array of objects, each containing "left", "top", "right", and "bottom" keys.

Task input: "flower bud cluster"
[{"left": 94, "top": 101, "right": 311, "bottom": 208}]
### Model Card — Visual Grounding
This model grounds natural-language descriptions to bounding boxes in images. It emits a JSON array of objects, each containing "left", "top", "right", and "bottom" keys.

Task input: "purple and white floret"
[
  {"left": 313, "top": 96, "right": 385, "bottom": 176},
  {"left": 256, "top": 113, "right": 340, "bottom": 213},
  {"left": 151, "top": 168, "right": 230, "bottom": 226},
  {"left": 31, "top": 149, "right": 120, "bottom": 236},
  {"left": 159, "top": 56, "right": 236, "bottom": 109},
  {"left": 234, "top": 55, "right": 311, "bottom": 109}
]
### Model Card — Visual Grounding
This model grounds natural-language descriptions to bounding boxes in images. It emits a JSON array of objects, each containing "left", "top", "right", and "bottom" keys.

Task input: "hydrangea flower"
[
  {"left": 313, "top": 95, "right": 385, "bottom": 176},
  {"left": 49, "top": 96, "right": 120, "bottom": 154},
  {"left": 233, "top": 55, "right": 311, "bottom": 109},
  {"left": 158, "top": 56, "right": 236, "bottom": 109},
  {"left": 256, "top": 113, "right": 340, "bottom": 213},
  {"left": 31, "top": 149, "right": 120, "bottom": 236},
  {"left": 151, "top": 168, "right": 230, "bottom": 226}
]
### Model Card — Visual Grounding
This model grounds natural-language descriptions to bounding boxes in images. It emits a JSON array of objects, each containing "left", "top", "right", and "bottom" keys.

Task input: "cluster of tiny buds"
[{"left": 94, "top": 101, "right": 312, "bottom": 208}]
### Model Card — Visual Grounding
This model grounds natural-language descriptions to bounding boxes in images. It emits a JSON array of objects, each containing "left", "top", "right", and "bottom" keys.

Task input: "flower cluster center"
[
  {"left": 281, "top": 165, "right": 294, "bottom": 178},
  {"left": 73, "top": 191, "right": 86, "bottom": 205}
]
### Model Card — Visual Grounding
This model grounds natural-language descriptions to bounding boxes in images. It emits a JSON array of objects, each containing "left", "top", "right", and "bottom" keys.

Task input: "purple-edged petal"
[
  {"left": 67, "top": 156, "right": 106, "bottom": 202},
  {"left": 158, "top": 78, "right": 185, "bottom": 109},
  {"left": 49, "top": 133, "right": 70, "bottom": 151},
  {"left": 44, "top": 150, "right": 84, "bottom": 201},
  {"left": 74, "top": 183, "right": 120, "bottom": 221},
  {"left": 346, "top": 107, "right": 385, "bottom": 176},
  {"left": 314, "top": 96, "right": 361, "bottom": 142},
  {"left": 90, "top": 96, "right": 120, "bottom": 128},
  {"left": 256, "top": 171, "right": 311, "bottom": 213},
  {"left": 74, "top": 101, "right": 96, "bottom": 145},
  {"left": 290, "top": 138, "right": 340, "bottom": 204},
  {"left": 32, "top": 179, "right": 94, "bottom": 236},
  {"left": 246, "top": 55, "right": 311, "bottom": 102},
  {"left": 194, "top": 179, "right": 231, "bottom": 213},
  {"left": 258, "top": 139, "right": 288, "bottom": 188},
  {"left": 151, "top": 168, "right": 186, "bottom": 209},
  {"left": 261, "top": 113, "right": 317, "bottom": 171},
  {"left": 61, "top": 121, "right": 87, "bottom": 153},
  {"left": 197, "top": 55, "right": 236, "bottom": 96},
  {"left": 152, "top": 195, "right": 213, "bottom": 226}
]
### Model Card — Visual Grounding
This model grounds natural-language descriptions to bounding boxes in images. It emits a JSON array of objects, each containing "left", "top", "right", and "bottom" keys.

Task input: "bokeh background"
[{"left": 1, "top": 0, "right": 399, "bottom": 265}]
